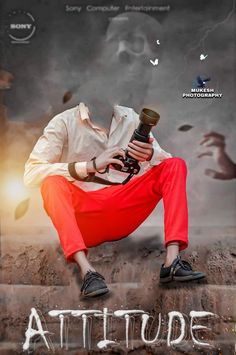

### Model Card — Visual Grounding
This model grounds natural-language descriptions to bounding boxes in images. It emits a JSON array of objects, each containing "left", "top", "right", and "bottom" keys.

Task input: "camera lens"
[{"left": 140, "top": 108, "right": 160, "bottom": 126}]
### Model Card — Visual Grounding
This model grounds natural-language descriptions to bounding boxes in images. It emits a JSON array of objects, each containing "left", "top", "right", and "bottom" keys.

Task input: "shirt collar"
[
  {"left": 113, "top": 105, "right": 129, "bottom": 122},
  {"left": 77, "top": 102, "right": 90, "bottom": 121},
  {"left": 77, "top": 102, "right": 133, "bottom": 123}
]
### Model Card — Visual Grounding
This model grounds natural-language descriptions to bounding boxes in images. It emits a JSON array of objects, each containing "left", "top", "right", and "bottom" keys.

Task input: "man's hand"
[
  {"left": 127, "top": 138, "right": 154, "bottom": 162},
  {"left": 87, "top": 146, "right": 126, "bottom": 173}
]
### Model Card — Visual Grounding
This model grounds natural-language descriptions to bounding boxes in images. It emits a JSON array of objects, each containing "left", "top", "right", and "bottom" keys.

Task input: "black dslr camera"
[{"left": 112, "top": 108, "right": 160, "bottom": 180}]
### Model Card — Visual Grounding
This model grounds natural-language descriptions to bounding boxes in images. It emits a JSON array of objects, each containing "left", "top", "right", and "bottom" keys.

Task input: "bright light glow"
[{"left": 2, "top": 178, "right": 28, "bottom": 203}]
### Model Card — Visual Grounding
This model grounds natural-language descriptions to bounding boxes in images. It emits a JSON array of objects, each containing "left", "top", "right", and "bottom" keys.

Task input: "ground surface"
[{"left": 0, "top": 225, "right": 235, "bottom": 354}]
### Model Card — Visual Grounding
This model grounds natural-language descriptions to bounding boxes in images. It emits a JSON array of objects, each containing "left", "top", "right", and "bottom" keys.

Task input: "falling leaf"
[
  {"left": 15, "top": 198, "right": 30, "bottom": 220},
  {"left": 63, "top": 91, "right": 73, "bottom": 104},
  {"left": 178, "top": 124, "right": 193, "bottom": 132}
]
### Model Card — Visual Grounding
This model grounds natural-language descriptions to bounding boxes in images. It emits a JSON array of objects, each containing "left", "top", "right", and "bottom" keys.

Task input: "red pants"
[{"left": 41, "top": 157, "right": 188, "bottom": 262}]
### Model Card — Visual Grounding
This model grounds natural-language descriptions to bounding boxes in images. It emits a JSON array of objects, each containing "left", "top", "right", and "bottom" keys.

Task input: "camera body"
[{"left": 112, "top": 108, "right": 160, "bottom": 174}]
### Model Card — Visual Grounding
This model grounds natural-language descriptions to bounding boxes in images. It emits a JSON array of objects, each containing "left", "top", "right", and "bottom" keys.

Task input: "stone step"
[
  {"left": 1, "top": 226, "right": 235, "bottom": 353},
  {"left": 0, "top": 329, "right": 235, "bottom": 354},
  {"left": 0, "top": 282, "right": 235, "bottom": 353},
  {"left": 1, "top": 226, "right": 236, "bottom": 287},
  {"left": 0, "top": 284, "right": 235, "bottom": 321}
]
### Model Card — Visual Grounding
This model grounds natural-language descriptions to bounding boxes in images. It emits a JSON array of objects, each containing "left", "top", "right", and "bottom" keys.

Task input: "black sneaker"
[
  {"left": 80, "top": 270, "right": 109, "bottom": 297},
  {"left": 160, "top": 256, "right": 206, "bottom": 283}
]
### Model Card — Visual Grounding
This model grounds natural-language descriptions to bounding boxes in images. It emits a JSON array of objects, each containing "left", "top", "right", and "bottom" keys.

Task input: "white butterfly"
[
  {"left": 150, "top": 58, "right": 159, "bottom": 66},
  {"left": 200, "top": 54, "right": 208, "bottom": 61}
]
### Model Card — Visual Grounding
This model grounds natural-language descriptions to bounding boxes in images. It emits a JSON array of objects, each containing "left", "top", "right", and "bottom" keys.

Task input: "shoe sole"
[
  {"left": 160, "top": 273, "right": 206, "bottom": 284},
  {"left": 81, "top": 287, "right": 109, "bottom": 298}
]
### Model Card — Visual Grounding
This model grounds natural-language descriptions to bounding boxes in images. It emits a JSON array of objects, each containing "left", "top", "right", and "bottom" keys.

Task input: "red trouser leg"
[{"left": 40, "top": 157, "right": 188, "bottom": 262}]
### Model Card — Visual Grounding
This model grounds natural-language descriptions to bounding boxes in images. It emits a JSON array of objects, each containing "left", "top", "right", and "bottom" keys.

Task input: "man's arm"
[
  {"left": 148, "top": 132, "right": 172, "bottom": 165},
  {"left": 24, "top": 114, "right": 126, "bottom": 187},
  {"left": 127, "top": 132, "right": 172, "bottom": 164},
  {"left": 129, "top": 110, "right": 172, "bottom": 164},
  {"left": 24, "top": 115, "right": 80, "bottom": 187}
]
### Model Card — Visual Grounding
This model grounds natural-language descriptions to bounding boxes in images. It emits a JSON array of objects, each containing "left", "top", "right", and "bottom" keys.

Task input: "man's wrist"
[
  {"left": 86, "top": 161, "right": 96, "bottom": 173},
  {"left": 74, "top": 162, "right": 88, "bottom": 178}
]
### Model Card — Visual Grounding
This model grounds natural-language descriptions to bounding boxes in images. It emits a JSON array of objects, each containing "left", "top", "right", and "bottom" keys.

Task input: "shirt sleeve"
[
  {"left": 24, "top": 115, "right": 76, "bottom": 187},
  {"left": 148, "top": 131, "right": 172, "bottom": 165}
]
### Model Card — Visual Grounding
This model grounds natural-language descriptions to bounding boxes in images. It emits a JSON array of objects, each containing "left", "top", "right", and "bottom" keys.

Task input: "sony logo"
[{"left": 10, "top": 24, "right": 32, "bottom": 29}]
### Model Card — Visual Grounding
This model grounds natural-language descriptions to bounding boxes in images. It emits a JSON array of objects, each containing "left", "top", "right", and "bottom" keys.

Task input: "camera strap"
[
  {"left": 82, "top": 173, "right": 121, "bottom": 186},
  {"left": 121, "top": 173, "right": 134, "bottom": 185},
  {"left": 68, "top": 162, "right": 133, "bottom": 186},
  {"left": 84, "top": 172, "right": 134, "bottom": 185}
]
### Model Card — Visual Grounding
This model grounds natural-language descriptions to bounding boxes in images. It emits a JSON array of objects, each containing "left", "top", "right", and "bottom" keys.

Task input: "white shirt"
[{"left": 24, "top": 103, "right": 172, "bottom": 191}]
